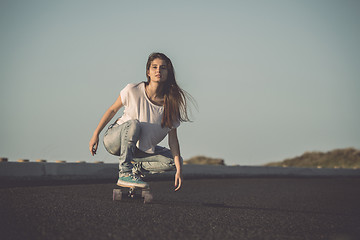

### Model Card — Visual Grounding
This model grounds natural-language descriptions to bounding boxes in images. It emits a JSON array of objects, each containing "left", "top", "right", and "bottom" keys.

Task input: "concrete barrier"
[
  {"left": 0, "top": 162, "right": 118, "bottom": 180},
  {"left": 1, "top": 162, "right": 360, "bottom": 181}
]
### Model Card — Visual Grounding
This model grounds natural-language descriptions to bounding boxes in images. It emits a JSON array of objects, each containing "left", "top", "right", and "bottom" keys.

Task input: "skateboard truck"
[{"left": 113, "top": 187, "right": 153, "bottom": 203}]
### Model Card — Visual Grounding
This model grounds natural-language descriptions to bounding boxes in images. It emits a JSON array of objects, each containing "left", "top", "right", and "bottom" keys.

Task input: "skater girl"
[{"left": 89, "top": 52, "right": 192, "bottom": 191}]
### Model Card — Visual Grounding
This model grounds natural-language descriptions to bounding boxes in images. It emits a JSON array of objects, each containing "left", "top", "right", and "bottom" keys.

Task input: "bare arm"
[
  {"left": 168, "top": 128, "right": 183, "bottom": 191},
  {"left": 89, "top": 95, "right": 123, "bottom": 156}
]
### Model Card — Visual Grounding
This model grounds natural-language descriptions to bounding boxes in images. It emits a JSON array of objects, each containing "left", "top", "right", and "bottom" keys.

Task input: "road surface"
[{"left": 1, "top": 177, "right": 359, "bottom": 240}]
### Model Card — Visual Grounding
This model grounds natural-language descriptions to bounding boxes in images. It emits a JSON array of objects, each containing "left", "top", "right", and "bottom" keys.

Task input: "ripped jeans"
[{"left": 103, "top": 119, "right": 176, "bottom": 177}]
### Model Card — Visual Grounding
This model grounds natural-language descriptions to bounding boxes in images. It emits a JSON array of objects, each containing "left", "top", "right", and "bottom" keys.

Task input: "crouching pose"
[{"left": 89, "top": 52, "right": 192, "bottom": 191}]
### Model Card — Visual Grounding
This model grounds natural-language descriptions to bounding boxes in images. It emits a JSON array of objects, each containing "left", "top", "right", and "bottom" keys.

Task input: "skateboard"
[{"left": 113, "top": 186, "right": 153, "bottom": 203}]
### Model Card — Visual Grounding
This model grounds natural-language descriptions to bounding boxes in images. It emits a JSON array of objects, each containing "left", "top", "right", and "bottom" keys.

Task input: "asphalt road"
[{"left": 1, "top": 177, "right": 359, "bottom": 240}]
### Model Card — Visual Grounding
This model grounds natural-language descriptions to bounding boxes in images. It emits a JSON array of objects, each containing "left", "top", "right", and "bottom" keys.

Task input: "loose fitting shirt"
[{"left": 116, "top": 82, "right": 180, "bottom": 153}]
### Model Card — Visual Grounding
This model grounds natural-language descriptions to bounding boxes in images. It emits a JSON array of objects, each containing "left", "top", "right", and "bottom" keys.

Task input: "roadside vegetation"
[
  {"left": 184, "top": 156, "right": 225, "bottom": 165},
  {"left": 265, "top": 148, "right": 360, "bottom": 169}
]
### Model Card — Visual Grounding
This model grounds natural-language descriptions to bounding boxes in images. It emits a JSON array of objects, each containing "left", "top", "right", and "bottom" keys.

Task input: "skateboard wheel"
[
  {"left": 113, "top": 189, "right": 122, "bottom": 201},
  {"left": 141, "top": 189, "right": 149, "bottom": 198},
  {"left": 143, "top": 193, "right": 153, "bottom": 203}
]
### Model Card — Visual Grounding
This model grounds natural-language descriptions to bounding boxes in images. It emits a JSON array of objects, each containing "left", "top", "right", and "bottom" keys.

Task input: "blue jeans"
[{"left": 103, "top": 119, "right": 176, "bottom": 177}]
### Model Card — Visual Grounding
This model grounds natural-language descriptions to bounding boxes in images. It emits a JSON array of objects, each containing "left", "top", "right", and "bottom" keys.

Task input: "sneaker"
[{"left": 117, "top": 174, "right": 148, "bottom": 188}]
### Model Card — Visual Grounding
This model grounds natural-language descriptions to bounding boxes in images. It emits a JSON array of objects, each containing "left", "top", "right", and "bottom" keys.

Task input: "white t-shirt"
[{"left": 116, "top": 82, "right": 180, "bottom": 153}]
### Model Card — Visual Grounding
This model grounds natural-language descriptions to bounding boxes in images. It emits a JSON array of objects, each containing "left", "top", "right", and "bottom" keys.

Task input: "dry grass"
[
  {"left": 265, "top": 147, "right": 360, "bottom": 169},
  {"left": 184, "top": 156, "right": 225, "bottom": 165}
]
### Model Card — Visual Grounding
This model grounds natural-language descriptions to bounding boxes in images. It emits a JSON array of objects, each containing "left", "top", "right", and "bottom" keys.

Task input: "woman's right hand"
[
  {"left": 89, "top": 134, "right": 99, "bottom": 156},
  {"left": 89, "top": 95, "right": 123, "bottom": 156}
]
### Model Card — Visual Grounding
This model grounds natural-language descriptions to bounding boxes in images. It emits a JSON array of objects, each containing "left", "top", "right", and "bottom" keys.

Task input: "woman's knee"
[
  {"left": 103, "top": 133, "right": 121, "bottom": 156},
  {"left": 127, "top": 119, "right": 141, "bottom": 142}
]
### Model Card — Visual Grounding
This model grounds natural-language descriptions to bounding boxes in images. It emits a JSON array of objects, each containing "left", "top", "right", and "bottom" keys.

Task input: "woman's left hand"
[
  {"left": 174, "top": 171, "right": 183, "bottom": 191},
  {"left": 168, "top": 128, "right": 183, "bottom": 191}
]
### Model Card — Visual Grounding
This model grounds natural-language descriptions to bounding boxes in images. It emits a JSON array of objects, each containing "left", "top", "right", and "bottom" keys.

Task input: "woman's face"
[{"left": 147, "top": 58, "right": 168, "bottom": 83}]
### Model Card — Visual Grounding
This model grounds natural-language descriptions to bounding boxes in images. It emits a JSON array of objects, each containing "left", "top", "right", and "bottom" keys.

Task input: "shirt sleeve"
[{"left": 120, "top": 84, "right": 131, "bottom": 107}]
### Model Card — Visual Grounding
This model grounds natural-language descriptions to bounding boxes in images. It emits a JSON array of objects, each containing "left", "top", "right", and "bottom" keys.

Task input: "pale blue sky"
[{"left": 1, "top": 0, "right": 359, "bottom": 165}]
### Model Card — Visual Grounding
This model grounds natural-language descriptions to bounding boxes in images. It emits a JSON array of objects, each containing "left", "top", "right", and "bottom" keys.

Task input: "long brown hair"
[{"left": 146, "top": 52, "right": 192, "bottom": 128}]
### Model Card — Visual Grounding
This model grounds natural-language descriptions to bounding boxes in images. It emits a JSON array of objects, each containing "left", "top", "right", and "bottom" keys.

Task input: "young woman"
[{"left": 89, "top": 52, "right": 191, "bottom": 191}]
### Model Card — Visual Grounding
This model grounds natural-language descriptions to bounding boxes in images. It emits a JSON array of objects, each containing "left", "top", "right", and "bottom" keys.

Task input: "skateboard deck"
[{"left": 113, "top": 186, "right": 153, "bottom": 203}]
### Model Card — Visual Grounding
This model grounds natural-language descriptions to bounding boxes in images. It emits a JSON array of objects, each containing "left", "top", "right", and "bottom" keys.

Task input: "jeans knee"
[
  {"left": 103, "top": 134, "right": 120, "bottom": 156},
  {"left": 127, "top": 119, "right": 141, "bottom": 142}
]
